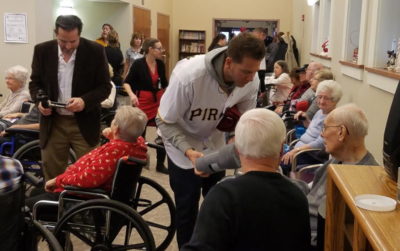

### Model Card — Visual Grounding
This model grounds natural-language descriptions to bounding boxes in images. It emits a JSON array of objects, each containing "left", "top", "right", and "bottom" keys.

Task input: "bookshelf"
[{"left": 178, "top": 29, "right": 206, "bottom": 60}]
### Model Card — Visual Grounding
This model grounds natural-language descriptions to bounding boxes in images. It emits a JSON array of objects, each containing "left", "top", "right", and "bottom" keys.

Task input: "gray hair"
[
  {"left": 113, "top": 106, "right": 148, "bottom": 142},
  {"left": 328, "top": 103, "right": 368, "bottom": 138},
  {"left": 5, "top": 65, "right": 29, "bottom": 88},
  {"left": 235, "top": 108, "right": 286, "bottom": 158},
  {"left": 314, "top": 69, "right": 334, "bottom": 82},
  {"left": 316, "top": 80, "right": 343, "bottom": 102}
]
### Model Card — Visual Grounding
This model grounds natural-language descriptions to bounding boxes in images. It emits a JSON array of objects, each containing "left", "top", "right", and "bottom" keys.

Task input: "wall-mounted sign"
[{"left": 4, "top": 13, "right": 28, "bottom": 43}]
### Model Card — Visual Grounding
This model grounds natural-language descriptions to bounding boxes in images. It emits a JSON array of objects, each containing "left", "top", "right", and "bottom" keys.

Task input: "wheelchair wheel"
[
  {"left": 54, "top": 199, "right": 155, "bottom": 251},
  {"left": 24, "top": 219, "right": 63, "bottom": 251},
  {"left": 133, "top": 176, "right": 176, "bottom": 251},
  {"left": 12, "top": 139, "right": 76, "bottom": 193}
]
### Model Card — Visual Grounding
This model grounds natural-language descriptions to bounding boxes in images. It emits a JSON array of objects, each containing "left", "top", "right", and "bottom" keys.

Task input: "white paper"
[{"left": 4, "top": 13, "right": 28, "bottom": 43}]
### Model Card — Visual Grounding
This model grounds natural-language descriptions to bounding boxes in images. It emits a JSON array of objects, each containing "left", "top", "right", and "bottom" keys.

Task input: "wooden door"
[
  {"left": 157, "top": 13, "right": 170, "bottom": 76},
  {"left": 133, "top": 6, "right": 151, "bottom": 39}
]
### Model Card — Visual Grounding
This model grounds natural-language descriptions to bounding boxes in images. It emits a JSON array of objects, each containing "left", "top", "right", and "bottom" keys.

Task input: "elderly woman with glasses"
[
  {"left": 281, "top": 80, "right": 343, "bottom": 172},
  {"left": 123, "top": 38, "right": 169, "bottom": 174},
  {"left": 0, "top": 65, "right": 30, "bottom": 118}
]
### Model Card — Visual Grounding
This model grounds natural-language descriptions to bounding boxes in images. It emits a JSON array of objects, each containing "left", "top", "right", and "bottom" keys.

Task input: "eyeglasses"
[
  {"left": 153, "top": 47, "right": 165, "bottom": 52},
  {"left": 317, "top": 95, "right": 333, "bottom": 101},
  {"left": 322, "top": 124, "right": 350, "bottom": 135},
  {"left": 322, "top": 124, "right": 341, "bottom": 133}
]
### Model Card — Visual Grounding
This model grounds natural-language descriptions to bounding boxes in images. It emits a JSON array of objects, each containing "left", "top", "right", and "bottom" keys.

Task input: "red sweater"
[{"left": 54, "top": 137, "right": 147, "bottom": 193}]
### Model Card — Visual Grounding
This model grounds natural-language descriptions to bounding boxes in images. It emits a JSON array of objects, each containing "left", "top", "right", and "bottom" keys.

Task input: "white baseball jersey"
[{"left": 158, "top": 54, "right": 258, "bottom": 169}]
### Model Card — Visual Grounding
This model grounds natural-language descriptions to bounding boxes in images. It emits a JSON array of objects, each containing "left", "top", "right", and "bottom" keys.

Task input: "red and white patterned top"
[{"left": 54, "top": 137, "right": 147, "bottom": 193}]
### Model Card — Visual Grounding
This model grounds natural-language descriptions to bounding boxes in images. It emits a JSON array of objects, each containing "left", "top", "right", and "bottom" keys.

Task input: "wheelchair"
[
  {"left": 0, "top": 128, "right": 76, "bottom": 194},
  {"left": 33, "top": 154, "right": 175, "bottom": 250},
  {"left": 0, "top": 165, "right": 62, "bottom": 251}
]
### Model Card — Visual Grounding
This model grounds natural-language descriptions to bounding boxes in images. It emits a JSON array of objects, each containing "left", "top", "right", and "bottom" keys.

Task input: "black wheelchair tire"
[
  {"left": 53, "top": 199, "right": 155, "bottom": 251},
  {"left": 26, "top": 219, "right": 63, "bottom": 251},
  {"left": 133, "top": 176, "right": 176, "bottom": 251}
]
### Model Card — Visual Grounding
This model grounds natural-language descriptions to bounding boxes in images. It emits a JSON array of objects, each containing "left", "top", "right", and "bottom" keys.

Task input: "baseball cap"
[{"left": 295, "top": 64, "right": 309, "bottom": 73}]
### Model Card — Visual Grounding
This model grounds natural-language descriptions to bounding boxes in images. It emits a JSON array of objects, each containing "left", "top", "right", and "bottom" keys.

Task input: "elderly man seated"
[
  {"left": 25, "top": 105, "right": 148, "bottom": 208},
  {"left": 182, "top": 108, "right": 311, "bottom": 251},
  {"left": 307, "top": 104, "right": 378, "bottom": 250}
]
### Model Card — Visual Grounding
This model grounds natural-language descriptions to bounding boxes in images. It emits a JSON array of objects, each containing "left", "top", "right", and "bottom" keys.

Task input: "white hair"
[
  {"left": 5, "top": 65, "right": 29, "bottom": 88},
  {"left": 235, "top": 108, "right": 286, "bottom": 158},
  {"left": 113, "top": 106, "right": 148, "bottom": 142},
  {"left": 316, "top": 80, "right": 343, "bottom": 102},
  {"left": 328, "top": 103, "right": 368, "bottom": 138}
]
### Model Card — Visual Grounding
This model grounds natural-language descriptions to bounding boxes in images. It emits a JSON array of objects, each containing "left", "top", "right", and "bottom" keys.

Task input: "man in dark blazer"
[{"left": 29, "top": 15, "right": 111, "bottom": 181}]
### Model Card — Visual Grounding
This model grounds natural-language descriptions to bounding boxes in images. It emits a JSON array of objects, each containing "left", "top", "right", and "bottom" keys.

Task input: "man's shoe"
[{"left": 156, "top": 164, "right": 169, "bottom": 174}]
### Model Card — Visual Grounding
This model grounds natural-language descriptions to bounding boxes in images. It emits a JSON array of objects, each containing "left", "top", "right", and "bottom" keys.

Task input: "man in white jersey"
[{"left": 156, "top": 32, "right": 265, "bottom": 248}]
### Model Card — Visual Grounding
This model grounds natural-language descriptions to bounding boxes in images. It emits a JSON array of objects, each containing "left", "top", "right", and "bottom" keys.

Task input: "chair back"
[
  {"left": 20, "top": 101, "right": 33, "bottom": 113},
  {"left": 110, "top": 156, "right": 147, "bottom": 204}
]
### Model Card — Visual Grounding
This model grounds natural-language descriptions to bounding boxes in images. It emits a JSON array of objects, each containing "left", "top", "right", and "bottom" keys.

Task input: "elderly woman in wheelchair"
[
  {"left": 26, "top": 105, "right": 148, "bottom": 208},
  {"left": 23, "top": 105, "right": 156, "bottom": 250},
  {"left": 280, "top": 80, "right": 343, "bottom": 175}
]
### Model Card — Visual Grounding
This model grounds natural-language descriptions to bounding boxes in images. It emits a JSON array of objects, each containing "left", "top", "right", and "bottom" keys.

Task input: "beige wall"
[
  {"left": 297, "top": 0, "right": 393, "bottom": 163},
  {"left": 0, "top": 0, "right": 54, "bottom": 96},
  {"left": 171, "top": 0, "right": 293, "bottom": 66}
]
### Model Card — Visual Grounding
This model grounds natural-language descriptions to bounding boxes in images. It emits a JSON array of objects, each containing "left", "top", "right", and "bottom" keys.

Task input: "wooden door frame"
[
  {"left": 133, "top": 5, "right": 151, "bottom": 38},
  {"left": 212, "top": 18, "right": 280, "bottom": 37},
  {"left": 157, "top": 12, "right": 170, "bottom": 75}
]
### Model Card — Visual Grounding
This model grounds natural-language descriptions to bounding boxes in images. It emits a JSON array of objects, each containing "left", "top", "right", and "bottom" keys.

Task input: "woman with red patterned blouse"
[{"left": 26, "top": 106, "right": 148, "bottom": 208}]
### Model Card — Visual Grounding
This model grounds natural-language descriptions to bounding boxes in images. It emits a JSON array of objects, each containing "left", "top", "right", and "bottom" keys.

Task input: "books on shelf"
[
  {"left": 180, "top": 42, "right": 205, "bottom": 53},
  {"left": 179, "top": 31, "right": 205, "bottom": 40}
]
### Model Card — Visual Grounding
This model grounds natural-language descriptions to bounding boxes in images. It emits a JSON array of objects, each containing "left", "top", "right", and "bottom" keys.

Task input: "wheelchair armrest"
[
  {"left": 127, "top": 156, "right": 148, "bottom": 166},
  {"left": 146, "top": 142, "right": 165, "bottom": 150},
  {"left": 33, "top": 200, "right": 59, "bottom": 221},
  {"left": 5, "top": 127, "right": 39, "bottom": 137},
  {"left": 286, "top": 129, "right": 296, "bottom": 145},
  {"left": 24, "top": 172, "right": 44, "bottom": 187},
  {"left": 290, "top": 163, "right": 323, "bottom": 184},
  {"left": 291, "top": 148, "right": 321, "bottom": 173},
  {"left": 289, "top": 139, "right": 300, "bottom": 148},
  {"left": 297, "top": 163, "right": 323, "bottom": 174},
  {"left": 64, "top": 185, "right": 107, "bottom": 194}
]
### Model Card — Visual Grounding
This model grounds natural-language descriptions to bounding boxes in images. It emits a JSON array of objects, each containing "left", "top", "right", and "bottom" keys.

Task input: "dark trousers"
[
  {"left": 142, "top": 120, "right": 166, "bottom": 167},
  {"left": 0, "top": 187, "right": 23, "bottom": 251},
  {"left": 168, "top": 158, "right": 225, "bottom": 248},
  {"left": 317, "top": 213, "right": 325, "bottom": 251}
]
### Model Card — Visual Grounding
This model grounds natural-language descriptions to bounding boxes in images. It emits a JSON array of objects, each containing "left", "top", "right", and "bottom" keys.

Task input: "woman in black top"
[{"left": 123, "top": 38, "right": 168, "bottom": 174}]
